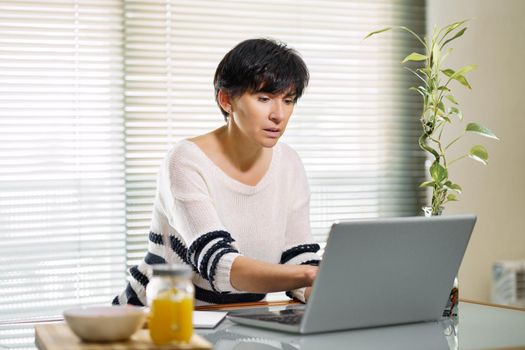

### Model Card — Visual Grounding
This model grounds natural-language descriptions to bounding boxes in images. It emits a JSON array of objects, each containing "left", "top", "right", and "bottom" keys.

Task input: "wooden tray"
[{"left": 35, "top": 323, "right": 212, "bottom": 350}]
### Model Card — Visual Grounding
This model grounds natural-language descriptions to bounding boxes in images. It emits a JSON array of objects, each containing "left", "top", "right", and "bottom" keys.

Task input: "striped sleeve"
[
  {"left": 280, "top": 243, "right": 321, "bottom": 266},
  {"left": 112, "top": 231, "right": 168, "bottom": 306},
  {"left": 185, "top": 230, "right": 241, "bottom": 292},
  {"left": 112, "top": 227, "right": 244, "bottom": 306}
]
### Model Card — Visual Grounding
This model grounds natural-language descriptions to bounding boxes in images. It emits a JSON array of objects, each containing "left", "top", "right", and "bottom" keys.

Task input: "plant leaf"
[
  {"left": 442, "top": 68, "right": 455, "bottom": 77},
  {"left": 442, "top": 70, "right": 472, "bottom": 89},
  {"left": 442, "top": 66, "right": 476, "bottom": 89},
  {"left": 456, "top": 64, "right": 477, "bottom": 76},
  {"left": 466, "top": 122, "right": 500, "bottom": 140},
  {"left": 446, "top": 95, "right": 458, "bottom": 105},
  {"left": 437, "top": 86, "right": 450, "bottom": 92},
  {"left": 449, "top": 107, "right": 463, "bottom": 120},
  {"left": 417, "top": 86, "right": 427, "bottom": 94},
  {"left": 404, "top": 67, "right": 428, "bottom": 85},
  {"left": 447, "top": 193, "right": 459, "bottom": 201},
  {"left": 364, "top": 27, "right": 392, "bottom": 39},
  {"left": 419, "top": 67, "right": 432, "bottom": 78},
  {"left": 402, "top": 52, "right": 428, "bottom": 63},
  {"left": 409, "top": 87, "right": 424, "bottom": 97},
  {"left": 448, "top": 183, "right": 463, "bottom": 193},
  {"left": 444, "top": 181, "right": 462, "bottom": 193},
  {"left": 454, "top": 74, "right": 472, "bottom": 89},
  {"left": 409, "top": 86, "right": 427, "bottom": 98},
  {"left": 431, "top": 43, "right": 440, "bottom": 65},
  {"left": 439, "top": 20, "right": 468, "bottom": 42},
  {"left": 398, "top": 26, "right": 427, "bottom": 48},
  {"left": 419, "top": 180, "right": 435, "bottom": 188},
  {"left": 440, "top": 47, "right": 453, "bottom": 64},
  {"left": 468, "top": 145, "right": 489, "bottom": 165},
  {"left": 430, "top": 161, "right": 447, "bottom": 183},
  {"left": 441, "top": 27, "right": 467, "bottom": 48}
]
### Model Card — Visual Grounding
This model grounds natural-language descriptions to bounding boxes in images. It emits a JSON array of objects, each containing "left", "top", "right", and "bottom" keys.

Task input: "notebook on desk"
[{"left": 228, "top": 215, "right": 476, "bottom": 334}]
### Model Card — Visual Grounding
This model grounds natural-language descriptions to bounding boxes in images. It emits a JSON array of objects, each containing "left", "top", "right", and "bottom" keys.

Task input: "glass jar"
[{"left": 146, "top": 264, "right": 194, "bottom": 345}]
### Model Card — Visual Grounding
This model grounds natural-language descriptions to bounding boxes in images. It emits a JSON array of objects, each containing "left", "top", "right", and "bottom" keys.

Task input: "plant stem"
[
  {"left": 448, "top": 155, "right": 468, "bottom": 166},
  {"left": 425, "top": 35, "right": 450, "bottom": 213},
  {"left": 437, "top": 120, "right": 446, "bottom": 140},
  {"left": 445, "top": 132, "right": 465, "bottom": 150}
]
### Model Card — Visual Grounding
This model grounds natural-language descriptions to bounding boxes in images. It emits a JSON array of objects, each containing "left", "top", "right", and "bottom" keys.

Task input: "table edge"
[{"left": 460, "top": 298, "right": 525, "bottom": 312}]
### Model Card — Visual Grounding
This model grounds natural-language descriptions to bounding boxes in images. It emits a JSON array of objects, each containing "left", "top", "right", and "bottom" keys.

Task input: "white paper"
[{"left": 193, "top": 311, "right": 227, "bottom": 328}]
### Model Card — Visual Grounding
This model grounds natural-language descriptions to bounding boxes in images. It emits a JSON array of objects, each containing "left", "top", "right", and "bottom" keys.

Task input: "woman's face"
[{"left": 229, "top": 91, "right": 295, "bottom": 148}]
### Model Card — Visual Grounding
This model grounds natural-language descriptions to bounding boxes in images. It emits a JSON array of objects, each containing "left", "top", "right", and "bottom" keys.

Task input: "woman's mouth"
[{"left": 263, "top": 128, "right": 281, "bottom": 138}]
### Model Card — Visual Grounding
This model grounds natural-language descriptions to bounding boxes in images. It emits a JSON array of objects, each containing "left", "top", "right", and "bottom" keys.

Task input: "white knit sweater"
[{"left": 113, "top": 140, "right": 321, "bottom": 306}]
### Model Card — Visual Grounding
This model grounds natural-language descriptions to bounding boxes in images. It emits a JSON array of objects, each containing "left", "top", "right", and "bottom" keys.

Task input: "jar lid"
[{"left": 150, "top": 264, "right": 193, "bottom": 277}]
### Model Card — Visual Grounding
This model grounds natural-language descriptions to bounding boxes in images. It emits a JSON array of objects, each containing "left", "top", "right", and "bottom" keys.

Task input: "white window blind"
[
  {"left": 0, "top": 0, "right": 125, "bottom": 336},
  {"left": 0, "top": 0, "right": 426, "bottom": 348},
  {"left": 124, "top": 0, "right": 427, "bottom": 266}
]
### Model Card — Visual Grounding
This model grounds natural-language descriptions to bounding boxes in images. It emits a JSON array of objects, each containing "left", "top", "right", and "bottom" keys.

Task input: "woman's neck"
[{"left": 215, "top": 124, "right": 269, "bottom": 172}]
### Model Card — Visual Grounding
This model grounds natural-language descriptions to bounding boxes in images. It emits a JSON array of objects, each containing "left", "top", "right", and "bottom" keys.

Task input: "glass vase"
[{"left": 422, "top": 206, "right": 459, "bottom": 318}]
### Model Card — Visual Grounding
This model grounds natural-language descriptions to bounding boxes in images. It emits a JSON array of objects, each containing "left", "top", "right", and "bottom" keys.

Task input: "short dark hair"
[{"left": 213, "top": 38, "right": 309, "bottom": 119}]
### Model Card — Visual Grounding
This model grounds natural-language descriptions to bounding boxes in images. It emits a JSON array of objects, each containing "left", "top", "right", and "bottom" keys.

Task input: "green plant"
[{"left": 365, "top": 20, "right": 499, "bottom": 215}]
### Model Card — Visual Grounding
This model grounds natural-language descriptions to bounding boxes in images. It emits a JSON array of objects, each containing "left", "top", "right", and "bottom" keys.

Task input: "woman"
[{"left": 113, "top": 38, "right": 321, "bottom": 306}]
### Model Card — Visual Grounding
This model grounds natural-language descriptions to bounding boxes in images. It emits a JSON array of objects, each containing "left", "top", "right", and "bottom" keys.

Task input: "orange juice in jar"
[{"left": 146, "top": 264, "right": 194, "bottom": 345}]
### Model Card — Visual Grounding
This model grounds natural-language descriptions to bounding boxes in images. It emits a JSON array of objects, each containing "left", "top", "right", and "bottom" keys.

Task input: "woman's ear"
[{"left": 217, "top": 90, "right": 232, "bottom": 115}]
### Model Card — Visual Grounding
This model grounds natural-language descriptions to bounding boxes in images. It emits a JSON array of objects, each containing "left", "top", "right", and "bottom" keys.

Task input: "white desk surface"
[{"left": 196, "top": 301, "right": 525, "bottom": 350}]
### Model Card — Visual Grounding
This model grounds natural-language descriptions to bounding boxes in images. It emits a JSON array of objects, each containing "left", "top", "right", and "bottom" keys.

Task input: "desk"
[
  {"left": 1, "top": 300, "right": 524, "bottom": 349},
  {"left": 195, "top": 300, "right": 525, "bottom": 350}
]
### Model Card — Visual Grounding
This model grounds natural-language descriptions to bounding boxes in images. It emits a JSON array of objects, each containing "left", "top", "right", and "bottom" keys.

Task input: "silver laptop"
[{"left": 228, "top": 214, "right": 476, "bottom": 334}]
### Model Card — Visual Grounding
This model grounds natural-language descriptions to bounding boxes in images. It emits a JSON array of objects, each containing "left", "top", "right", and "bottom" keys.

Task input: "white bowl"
[{"left": 63, "top": 305, "right": 146, "bottom": 342}]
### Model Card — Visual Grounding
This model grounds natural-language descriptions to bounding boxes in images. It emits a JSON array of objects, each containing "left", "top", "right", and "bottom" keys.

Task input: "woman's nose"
[{"left": 269, "top": 101, "right": 284, "bottom": 123}]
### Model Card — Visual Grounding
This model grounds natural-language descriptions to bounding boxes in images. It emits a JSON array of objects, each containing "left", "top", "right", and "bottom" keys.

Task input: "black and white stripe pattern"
[
  {"left": 195, "top": 285, "right": 265, "bottom": 304},
  {"left": 186, "top": 230, "right": 239, "bottom": 291},
  {"left": 129, "top": 265, "right": 149, "bottom": 288},
  {"left": 113, "top": 230, "right": 244, "bottom": 306},
  {"left": 170, "top": 235, "right": 193, "bottom": 267},
  {"left": 208, "top": 247, "right": 238, "bottom": 292},
  {"left": 187, "top": 231, "right": 234, "bottom": 267},
  {"left": 299, "top": 259, "right": 320, "bottom": 266},
  {"left": 124, "top": 283, "right": 143, "bottom": 306},
  {"left": 280, "top": 243, "right": 321, "bottom": 265},
  {"left": 198, "top": 239, "right": 233, "bottom": 280}
]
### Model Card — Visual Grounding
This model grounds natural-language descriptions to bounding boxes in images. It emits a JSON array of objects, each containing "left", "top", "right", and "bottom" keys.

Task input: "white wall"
[{"left": 427, "top": 0, "right": 525, "bottom": 302}]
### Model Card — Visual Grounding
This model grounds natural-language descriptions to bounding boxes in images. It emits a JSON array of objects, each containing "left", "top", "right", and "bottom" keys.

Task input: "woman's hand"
[
  {"left": 303, "top": 265, "right": 318, "bottom": 302},
  {"left": 304, "top": 286, "right": 313, "bottom": 302},
  {"left": 303, "top": 265, "right": 318, "bottom": 286}
]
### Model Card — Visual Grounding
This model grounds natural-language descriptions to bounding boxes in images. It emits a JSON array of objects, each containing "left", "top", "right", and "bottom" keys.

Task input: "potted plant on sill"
[
  {"left": 365, "top": 20, "right": 499, "bottom": 216},
  {"left": 365, "top": 20, "right": 499, "bottom": 317}
]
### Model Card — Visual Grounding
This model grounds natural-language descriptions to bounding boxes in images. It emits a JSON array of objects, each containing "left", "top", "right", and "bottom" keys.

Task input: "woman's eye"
[
  {"left": 284, "top": 99, "right": 294, "bottom": 105},
  {"left": 258, "top": 96, "right": 270, "bottom": 102}
]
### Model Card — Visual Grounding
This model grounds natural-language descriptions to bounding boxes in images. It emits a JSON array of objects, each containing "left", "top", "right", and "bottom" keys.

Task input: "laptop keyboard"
[
  {"left": 235, "top": 309, "right": 304, "bottom": 325},
  {"left": 251, "top": 314, "right": 302, "bottom": 325}
]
